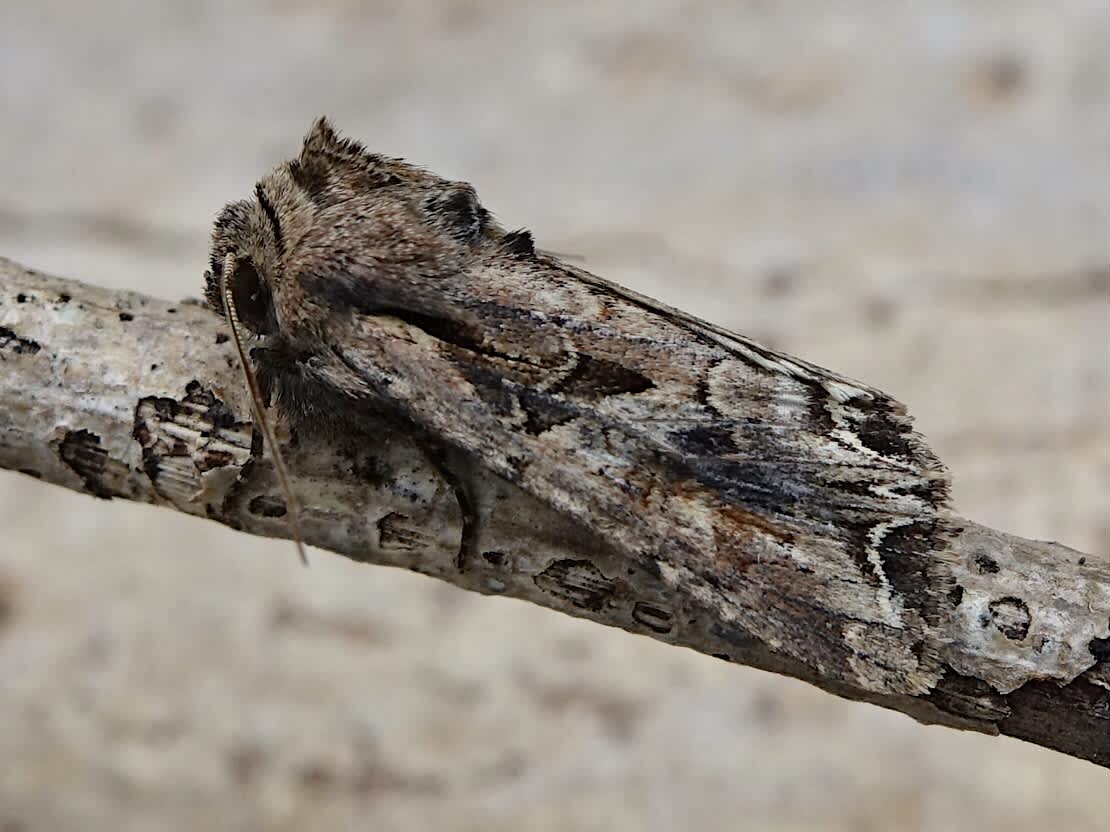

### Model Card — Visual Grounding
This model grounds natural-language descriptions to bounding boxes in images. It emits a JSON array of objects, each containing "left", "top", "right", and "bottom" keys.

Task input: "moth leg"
[{"left": 422, "top": 444, "right": 479, "bottom": 572}]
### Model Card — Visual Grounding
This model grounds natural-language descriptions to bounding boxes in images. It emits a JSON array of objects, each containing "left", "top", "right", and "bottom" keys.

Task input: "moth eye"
[
  {"left": 230, "top": 259, "right": 274, "bottom": 335},
  {"left": 426, "top": 186, "right": 487, "bottom": 243}
]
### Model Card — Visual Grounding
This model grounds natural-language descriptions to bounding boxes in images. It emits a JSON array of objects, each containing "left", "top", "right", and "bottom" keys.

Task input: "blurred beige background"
[{"left": 1, "top": 2, "right": 1107, "bottom": 830}]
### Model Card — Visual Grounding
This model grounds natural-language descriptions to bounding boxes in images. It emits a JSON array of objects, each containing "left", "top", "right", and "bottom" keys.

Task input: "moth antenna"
[{"left": 221, "top": 253, "right": 309, "bottom": 566}]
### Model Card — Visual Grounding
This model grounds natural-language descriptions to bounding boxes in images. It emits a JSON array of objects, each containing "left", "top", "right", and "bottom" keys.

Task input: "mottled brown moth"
[{"left": 205, "top": 118, "right": 955, "bottom": 696}]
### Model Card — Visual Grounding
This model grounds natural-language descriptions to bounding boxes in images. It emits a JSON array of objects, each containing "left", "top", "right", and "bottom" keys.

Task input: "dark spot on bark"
[
  {"left": 482, "top": 551, "right": 507, "bottom": 567},
  {"left": 16, "top": 293, "right": 28, "bottom": 303},
  {"left": 978, "top": 612, "right": 991, "bottom": 628},
  {"left": 249, "top": 495, "right": 287, "bottom": 517},
  {"left": 975, "top": 553, "right": 1000, "bottom": 574},
  {"left": 350, "top": 453, "right": 389, "bottom": 485},
  {"left": 534, "top": 559, "right": 616, "bottom": 612},
  {"left": 631, "top": 602, "right": 673, "bottom": 633},
  {"left": 57, "top": 293, "right": 71, "bottom": 303},
  {"left": 58, "top": 429, "right": 116, "bottom": 498},
  {"left": 640, "top": 558, "right": 662, "bottom": 581},
  {"left": 948, "top": 583, "right": 964, "bottom": 608},
  {"left": 118, "top": 311, "right": 134, "bottom": 322},
  {"left": 167, "top": 307, "right": 177, "bottom": 314},
  {"left": 133, "top": 396, "right": 181, "bottom": 483},
  {"left": 150, "top": 364, "right": 158, "bottom": 371},
  {"left": 989, "top": 596, "right": 1031, "bottom": 641},
  {"left": 1078, "top": 556, "right": 1086, "bottom": 566},
  {"left": 184, "top": 381, "right": 239, "bottom": 429},
  {"left": 215, "top": 332, "right": 229, "bottom": 344},
  {"left": 0, "top": 327, "right": 41, "bottom": 355}
]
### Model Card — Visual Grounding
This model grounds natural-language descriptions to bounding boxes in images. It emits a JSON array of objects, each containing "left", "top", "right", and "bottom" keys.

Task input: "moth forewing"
[{"left": 207, "top": 117, "right": 955, "bottom": 695}]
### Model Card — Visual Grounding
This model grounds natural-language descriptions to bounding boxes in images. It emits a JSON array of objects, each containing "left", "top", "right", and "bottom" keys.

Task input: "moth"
[{"left": 205, "top": 118, "right": 954, "bottom": 695}]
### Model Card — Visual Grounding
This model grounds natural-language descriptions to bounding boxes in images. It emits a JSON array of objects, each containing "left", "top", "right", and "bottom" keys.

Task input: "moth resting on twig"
[{"left": 204, "top": 118, "right": 955, "bottom": 696}]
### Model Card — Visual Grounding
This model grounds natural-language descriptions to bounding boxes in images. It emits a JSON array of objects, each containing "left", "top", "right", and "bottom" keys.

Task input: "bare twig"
[{"left": 1, "top": 256, "right": 1107, "bottom": 766}]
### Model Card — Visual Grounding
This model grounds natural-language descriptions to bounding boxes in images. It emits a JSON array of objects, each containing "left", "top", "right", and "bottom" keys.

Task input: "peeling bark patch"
[
  {"left": 631, "top": 602, "right": 673, "bottom": 633},
  {"left": 58, "top": 429, "right": 116, "bottom": 498},
  {"left": 132, "top": 385, "right": 253, "bottom": 504},
  {"left": 534, "top": 559, "right": 616, "bottom": 612},
  {"left": 133, "top": 396, "right": 186, "bottom": 483},
  {"left": 249, "top": 494, "right": 288, "bottom": 518},
  {"left": 975, "top": 553, "right": 1000, "bottom": 574},
  {"left": 0, "top": 327, "right": 41, "bottom": 356},
  {"left": 377, "top": 512, "right": 433, "bottom": 552},
  {"left": 989, "top": 596, "right": 1031, "bottom": 641},
  {"left": 183, "top": 381, "right": 240, "bottom": 430}
]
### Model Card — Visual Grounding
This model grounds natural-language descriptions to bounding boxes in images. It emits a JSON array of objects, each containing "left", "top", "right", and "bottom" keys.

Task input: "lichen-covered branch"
[{"left": 1, "top": 256, "right": 1107, "bottom": 766}]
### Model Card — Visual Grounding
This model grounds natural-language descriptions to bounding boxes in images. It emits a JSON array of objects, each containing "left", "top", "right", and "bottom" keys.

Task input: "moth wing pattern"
[
  {"left": 208, "top": 118, "right": 957, "bottom": 696},
  {"left": 325, "top": 256, "right": 955, "bottom": 695}
]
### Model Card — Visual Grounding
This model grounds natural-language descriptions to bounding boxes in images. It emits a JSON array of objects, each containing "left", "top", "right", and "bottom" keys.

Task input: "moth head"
[
  {"left": 203, "top": 180, "right": 305, "bottom": 337},
  {"left": 204, "top": 118, "right": 533, "bottom": 336}
]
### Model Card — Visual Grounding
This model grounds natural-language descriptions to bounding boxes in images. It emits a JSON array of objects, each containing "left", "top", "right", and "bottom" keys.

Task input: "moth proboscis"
[{"left": 204, "top": 118, "right": 956, "bottom": 697}]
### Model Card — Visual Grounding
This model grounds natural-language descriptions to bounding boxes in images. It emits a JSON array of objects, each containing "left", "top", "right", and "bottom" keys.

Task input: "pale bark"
[{"left": 1, "top": 256, "right": 1107, "bottom": 766}]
